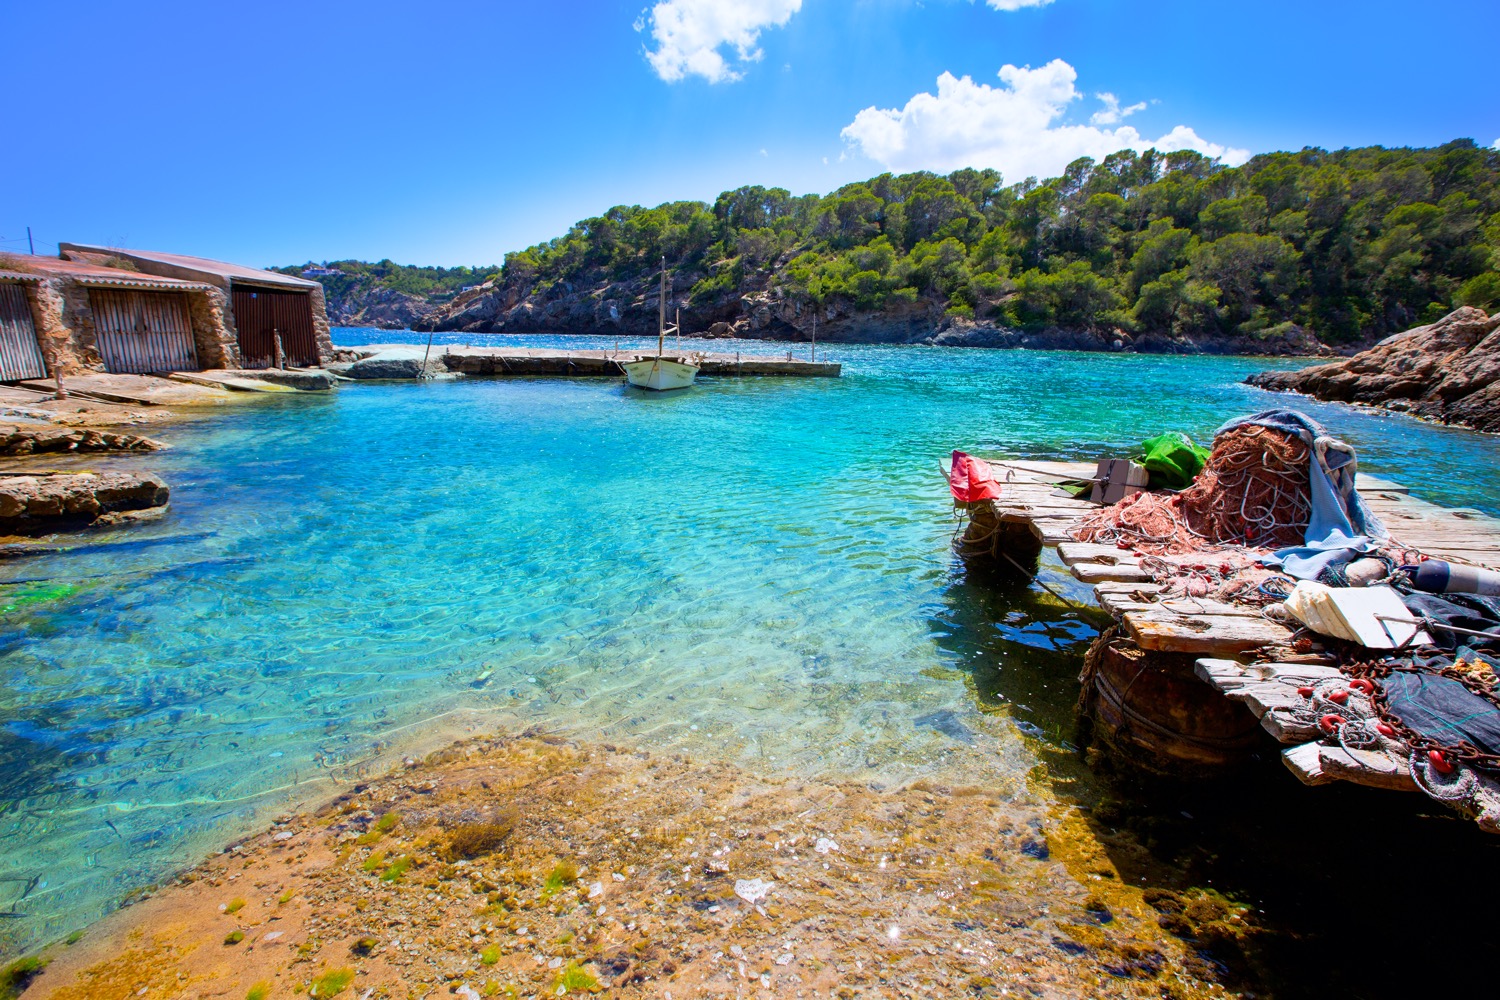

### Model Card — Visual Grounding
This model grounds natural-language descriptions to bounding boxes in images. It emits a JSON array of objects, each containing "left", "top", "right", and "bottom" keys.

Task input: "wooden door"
[
  {"left": 89, "top": 289, "right": 198, "bottom": 373},
  {"left": 0, "top": 283, "right": 47, "bottom": 381}
]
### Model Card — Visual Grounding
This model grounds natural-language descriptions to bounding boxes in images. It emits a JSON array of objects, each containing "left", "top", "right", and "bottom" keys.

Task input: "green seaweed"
[
  {"left": 64, "top": 930, "right": 84, "bottom": 945},
  {"left": 225, "top": 930, "right": 245, "bottom": 945},
  {"left": 308, "top": 967, "right": 355, "bottom": 997},
  {"left": 351, "top": 937, "right": 378, "bottom": 957},
  {"left": 541, "top": 860, "right": 578, "bottom": 898},
  {"left": 1, "top": 583, "right": 78, "bottom": 615},
  {"left": 278, "top": 888, "right": 295, "bottom": 905},
  {"left": 224, "top": 897, "right": 246, "bottom": 914},
  {"left": 0, "top": 956, "right": 49, "bottom": 1000},
  {"left": 360, "top": 851, "right": 386, "bottom": 873},
  {"left": 356, "top": 811, "right": 400, "bottom": 845},
  {"left": 480, "top": 944, "right": 500, "bottom": 966},
  {"left": 550, "top": 961, "right": 599, "bottom": 995},
  {"left": 379, "top": 856, "right": 412, "bottom": 883},
  {"left": 246, "top": 982, "right": 272, "bottom": 1000}
]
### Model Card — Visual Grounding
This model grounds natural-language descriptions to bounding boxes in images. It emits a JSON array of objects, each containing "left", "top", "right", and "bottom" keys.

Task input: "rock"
[
  {"left": 234, "top": 369, "right": 338, "bottom": 391},
  {"left": 1247, "top": 308, "right": 1500, "bottom": 432},
  {"left": 0, "top": 471, "right": 169, "bottom": 534},
  {"left": 0, "top": 424, "right": 163, "bottom": 455},
  {"left": 343, "top": 349, "right": 446, "bottom": 380}
]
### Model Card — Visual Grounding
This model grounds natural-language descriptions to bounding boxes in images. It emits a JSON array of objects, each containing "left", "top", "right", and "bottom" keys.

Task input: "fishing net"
[
  {"left": 1074, "top": 424, "right": 1312, "bottom": 554},
  {"left": 1073, "top": 424, "right": 1314, "bottom": 599}
]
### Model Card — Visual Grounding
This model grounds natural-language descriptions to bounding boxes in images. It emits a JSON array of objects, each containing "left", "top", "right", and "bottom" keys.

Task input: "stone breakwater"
[
  {"left": 0, "top": 472, "right": 169, "bottom": 534},
  {"left": 1247, "top": 307, "right": 1500, "bottom": 431},
  {"left": 23, "top": 735, "right": 1247, "bottom": 1000}
]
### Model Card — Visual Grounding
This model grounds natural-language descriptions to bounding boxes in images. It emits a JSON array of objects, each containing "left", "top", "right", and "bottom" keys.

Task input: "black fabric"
[
  {"left": 1380, "top": 671, "right": 1500, "bottom": 755},
  {"left": 1400, "top": 591, "right": 1500, "bottom": 652}
]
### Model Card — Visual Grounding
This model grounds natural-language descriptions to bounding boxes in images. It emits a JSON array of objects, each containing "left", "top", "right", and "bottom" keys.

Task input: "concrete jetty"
[{"left": 381, "top": 345, "right": 841, "bottom": 378}]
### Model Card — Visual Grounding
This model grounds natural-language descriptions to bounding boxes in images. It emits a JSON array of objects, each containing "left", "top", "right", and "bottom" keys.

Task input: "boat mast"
[{"left": 658, "top": 257, "right": 667, "bottom": 358}]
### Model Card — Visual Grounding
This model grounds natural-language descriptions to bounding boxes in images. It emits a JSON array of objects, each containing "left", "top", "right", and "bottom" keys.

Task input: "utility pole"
[
  {"left": 811, "top": 309, "right": 816, "bottom": 363},
  {"left": 26, "top": 227, "right": 34, "bottom": 255}
]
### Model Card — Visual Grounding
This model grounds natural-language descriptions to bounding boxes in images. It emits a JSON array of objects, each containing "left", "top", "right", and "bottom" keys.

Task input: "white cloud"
[
  {"left": 638, "top": 0, "right": 802, "bottom": 84},
  {"left": 1090, "top": 92, "right": 1147, "bottom": 126},
  {"left": 983, "top": 0, "right": 1055, "bottom": 9},
  {"left": 840, "top": 59, "right": 1250, "bottom": 180}
]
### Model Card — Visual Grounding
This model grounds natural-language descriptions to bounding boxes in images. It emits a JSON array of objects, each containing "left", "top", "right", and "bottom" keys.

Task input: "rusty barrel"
[
  {"left": 954, "top": 499, "right": 1043, "bottom": 576},
  {"left": 1081, "top": 628, "right": 1264, "bottom": 773}
]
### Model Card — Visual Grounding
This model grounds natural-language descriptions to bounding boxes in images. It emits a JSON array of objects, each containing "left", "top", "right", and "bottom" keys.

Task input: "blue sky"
[{"left": 4, "top": 0, "right": 1497, "bottom": 268}]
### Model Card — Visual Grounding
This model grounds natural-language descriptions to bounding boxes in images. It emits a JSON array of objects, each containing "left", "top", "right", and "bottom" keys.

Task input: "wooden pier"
[
  {"left": 426, "top": 346, "right": 841, "bottom": 379},
  {"left": 962, "top": 459, "right": 1500, "bottom": 830}
]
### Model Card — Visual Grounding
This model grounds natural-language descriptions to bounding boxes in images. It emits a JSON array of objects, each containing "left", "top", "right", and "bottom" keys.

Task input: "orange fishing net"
[
  {"left": 1075, "top": 424, "right": 1311, "bottom": 555},
  {"left": 1073, "top": 425, "right": 1315, "bottom": 600}
]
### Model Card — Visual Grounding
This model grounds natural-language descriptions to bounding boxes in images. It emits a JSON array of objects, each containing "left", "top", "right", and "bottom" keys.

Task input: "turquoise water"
[{"left": 3, "top": 334, "right": 1500, "bottom": 959}]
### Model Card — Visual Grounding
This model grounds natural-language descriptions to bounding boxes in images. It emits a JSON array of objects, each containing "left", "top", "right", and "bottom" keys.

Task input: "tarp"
[
  {"left": 948, "top": 450, "right": 1002, "bottom": 504},
  {"left": 1381, "top": 670, "right": 1500, "bottom": 756},
  {"left": 1139, "top": 431, "right": 1209, "bottom": 490},
  {"left": 1220, "top": 410, "right": 1388, "bottom": 579}
]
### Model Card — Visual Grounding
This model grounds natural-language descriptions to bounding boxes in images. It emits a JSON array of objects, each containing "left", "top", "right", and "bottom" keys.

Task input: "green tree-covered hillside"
[{"left": 298, "top": 141, "right": 1500, "bottom": 346}]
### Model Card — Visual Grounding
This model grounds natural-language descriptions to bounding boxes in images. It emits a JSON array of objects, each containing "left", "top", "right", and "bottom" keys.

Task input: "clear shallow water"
[{"left": 3, "top": 334, "right": 1499, "bottom": 956}]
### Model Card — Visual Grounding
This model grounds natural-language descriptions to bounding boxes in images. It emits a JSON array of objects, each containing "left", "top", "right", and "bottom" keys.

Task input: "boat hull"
[{"left": 622, "top": 357, "right": 699, "bottom": 391}]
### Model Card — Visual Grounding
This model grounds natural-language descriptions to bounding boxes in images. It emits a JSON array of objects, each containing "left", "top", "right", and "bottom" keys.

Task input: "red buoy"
[
  {"left": 1376, "top": 723, "right": 1396, "bottom": 737},
  {"left": 1429, "top": 750, "right": 1455, "bottom": 775},
  {"left": 1319, "top": 714, "right": 1347, "bottom": 733},
  {"left": 1329, "top": 689, "right": 1350, "bottom": 704},
  {"left": 1297, "top": 686, "right": 1313, "bottom": 697},
  {"left": 1349, "top": 679, "right": 1375, "bottom": 694}
]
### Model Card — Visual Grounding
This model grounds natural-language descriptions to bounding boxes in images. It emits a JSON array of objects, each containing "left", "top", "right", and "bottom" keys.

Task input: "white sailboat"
[{"left": 621, "top": 259, "right": 700, "bottom": 391}]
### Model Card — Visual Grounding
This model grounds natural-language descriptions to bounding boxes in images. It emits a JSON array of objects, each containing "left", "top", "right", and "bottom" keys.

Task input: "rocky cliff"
[
  {"left": 1247, "top": 307, "right": 1500, "bottom": 431},
  {"left": 323, "top": 284, "right": 440, "bottom": 329},
  {"left": 411, "top": 274, "right": 1326, "bottom": 356}
]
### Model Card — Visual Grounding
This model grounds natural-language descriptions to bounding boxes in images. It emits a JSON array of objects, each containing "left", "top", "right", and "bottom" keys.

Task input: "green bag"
[{"left": 1138, "top": 432, "right": 1209, "bottom": 490}]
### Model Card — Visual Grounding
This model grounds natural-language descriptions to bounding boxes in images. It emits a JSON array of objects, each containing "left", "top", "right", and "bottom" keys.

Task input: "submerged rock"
[
  {"left": 0, "top": 471, "right": 169, "bottom": 534},
  {"left": 1247, "top": 307, "right": 1500, "bottom": 431}
]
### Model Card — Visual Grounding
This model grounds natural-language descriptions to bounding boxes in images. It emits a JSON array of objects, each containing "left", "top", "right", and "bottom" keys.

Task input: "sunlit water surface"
[{"left": 3, "top": 333, "right": 1499, "bottom": 957}]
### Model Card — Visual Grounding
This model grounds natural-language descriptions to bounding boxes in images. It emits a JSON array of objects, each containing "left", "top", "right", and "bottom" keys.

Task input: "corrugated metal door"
[
  {"left": 0, "top": 283, "right": 48, "bottom": 381},
  {"left": 232, "top": 287, "right": 317, "bottom": 368},
  {"left": 89, "top": 288, "right": 199, "bottom": 373}
]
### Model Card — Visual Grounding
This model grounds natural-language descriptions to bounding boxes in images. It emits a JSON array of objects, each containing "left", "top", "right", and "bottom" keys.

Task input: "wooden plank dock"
[
  {"left": 420, "top": 346, "right": 841, "bottom": 379},
  {"left": 971, "top": 458, "right": 1500, "bottom": 830}
]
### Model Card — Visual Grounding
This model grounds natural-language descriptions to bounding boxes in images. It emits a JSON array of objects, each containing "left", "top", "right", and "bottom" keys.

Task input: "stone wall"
[
  {"left": 26, "top": 277, "right": 105, "bottom": 375},
  {"left": 186, "top": 286, "right": 239, "bottom": 369},
  {"left": 309, "top": 284, "right": 334, "bottom": 365}
]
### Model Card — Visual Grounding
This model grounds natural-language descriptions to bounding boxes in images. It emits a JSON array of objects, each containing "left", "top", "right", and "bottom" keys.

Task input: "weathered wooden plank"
[
  {"left": 1124, "top": 609, "right": 1290, "bottom": 654},
  {"left": 1284, "top": 743, "right": 1334, "bottom": 785},
  {"left": 1100, "top": 592, "right": 1262, "bottom": 618},
  {"left": 1057, "top": 542, "right": 1139, "bottom": 567},
  {"left": 1071, "top": 562, "right": 1155, "bottom": 584},
  {"left": 1263, "top": 708, "right": 1320, "bottom": 743},
  {"left": 1318, "top": 746, "right": 1418, "bottom": 792},
  {"left": 1356, "top": 475, "right": 1410, "bottom": 494},
  {"left": 1093, "top": 580, "right": 1165, "bottom": 596}
]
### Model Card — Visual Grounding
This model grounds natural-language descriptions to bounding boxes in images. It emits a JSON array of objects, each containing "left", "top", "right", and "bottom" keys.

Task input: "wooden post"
[
  {"left": 422, "top": 331, "right": 435, "bottom": 375},
  {"left": 49, "top": 349, "right": 66, "bottom": 398},
  {"left": 811, "top": 309, "right": 816, "bottom": 363},
  {"left": 273, "top": 330, "right": 285, "bottom": 370}
]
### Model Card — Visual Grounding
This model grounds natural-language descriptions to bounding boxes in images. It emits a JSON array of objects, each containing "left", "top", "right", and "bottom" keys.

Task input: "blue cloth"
[{"left": 1215, "top": 409, "right": 1388, "bottom": 579}]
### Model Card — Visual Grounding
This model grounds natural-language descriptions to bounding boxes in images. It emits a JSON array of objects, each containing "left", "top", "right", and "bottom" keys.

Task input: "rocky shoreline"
[{"left": 1247, "top": 307, "right": 1500, "bottom": 431}]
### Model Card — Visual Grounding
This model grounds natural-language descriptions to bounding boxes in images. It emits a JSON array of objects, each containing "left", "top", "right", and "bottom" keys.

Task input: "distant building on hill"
[{"left": 0, "top": 246, "right": 333, "bottom": 380}]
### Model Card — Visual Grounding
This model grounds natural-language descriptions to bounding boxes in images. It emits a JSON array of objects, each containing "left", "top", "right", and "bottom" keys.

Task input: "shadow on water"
[{"left": 934, "top": 559, "right": 1500, "bottom": 1000}]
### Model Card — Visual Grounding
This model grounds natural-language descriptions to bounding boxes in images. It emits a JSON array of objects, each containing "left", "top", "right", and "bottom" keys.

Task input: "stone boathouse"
[{"left": 0, "top": 246, "right": 333, "bottom": 381}]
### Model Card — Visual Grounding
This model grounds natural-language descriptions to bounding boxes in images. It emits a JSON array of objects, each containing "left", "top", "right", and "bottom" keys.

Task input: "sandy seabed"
[{"left": 23, "top": 733, "right": 1238, "bottom": 1000}]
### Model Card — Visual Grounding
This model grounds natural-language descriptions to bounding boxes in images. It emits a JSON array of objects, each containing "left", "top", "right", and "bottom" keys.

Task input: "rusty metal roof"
[
  {"left": 0, "top": 254, "right": 213, "bottom": 291},
  {"left": 59, "top": 243, "right": 318, "bottom": 290}
]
